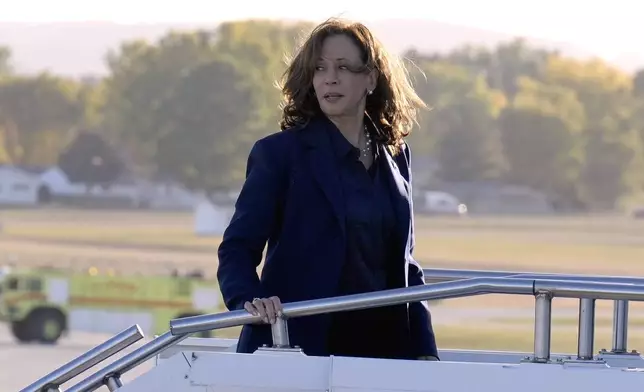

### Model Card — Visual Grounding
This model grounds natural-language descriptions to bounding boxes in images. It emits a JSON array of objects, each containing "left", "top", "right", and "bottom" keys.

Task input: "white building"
[
  {"left": 0, "top": 165, "right": 44, "bottom": 206},
  {"left": 0, "top": 162, "right": 201, "bottom": 210},
  {"left": 39, "top": 166, "right": 199, "bottom": 210},
  {"left": 193, "top": 197, "right": 233, "bottom": 236}
]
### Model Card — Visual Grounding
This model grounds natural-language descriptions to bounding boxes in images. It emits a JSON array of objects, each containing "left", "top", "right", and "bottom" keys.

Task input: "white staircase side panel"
[
  {"left": 329, "top": 357, "right": 643, "bottom": 392},
  {"left": 155, "top": 337, "right": 238, "bottom": 365},
  {"left": 120, "top": 354, "right": 193, "bottom": 392},
  {"left": 154, "top": 337, "right": 644, "bottom": 369},
  {"left": 128, "top": 348, "right": 644, "bottom": 392}
]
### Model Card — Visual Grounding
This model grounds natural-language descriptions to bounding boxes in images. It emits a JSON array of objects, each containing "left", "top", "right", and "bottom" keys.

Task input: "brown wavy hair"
[{"left": 278, "top": 18, "right": 427, "bottom": 154}]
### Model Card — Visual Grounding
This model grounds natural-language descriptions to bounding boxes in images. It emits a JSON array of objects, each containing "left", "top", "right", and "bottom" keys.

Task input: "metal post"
[
  {"left": 577, "top": 298, "right": 595, "bottom": 360},
  {"left": 105, "top": 376, "right": 123, "bottom": 392},
  {"left": 533, "top": 292, "right": 552, "bottom": 362},
  {"left": 612, "top": 299, "right": 629, "bottom": 353},
  {"left": 271, "top": 317, "right": 290, "bottom": 348}
]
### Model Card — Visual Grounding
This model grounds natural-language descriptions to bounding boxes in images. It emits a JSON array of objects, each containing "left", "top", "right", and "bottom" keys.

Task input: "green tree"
[
  {"left": 0, "top": 74, "right": 84, "bottom": 165},
  {"left": 102, "top": 22, "right": 312, "bottom": 191},
  {"left": 411, "top": 61, "right": 507, "bottom": 182},
  {"left": 0, "top": 46, "right": 12, "bottom": 76},
  {"left": 153, "top": 59, "right": 253, "bottom": 192},
  {"left": 499, "top": 77, "right": 586, "bottom": 206},
  {"left": 438, "top": 38, "right": 552, "bottom": 98},
  {"left": 214, "top": 20, "right": 314, "bottom": 133},
  {"left": 545, "top": 56, "right": 644, "bottom": 208},
  {"left": 102, "top": 32, "right": 222, "bottom": 174},
  {"left": 633, "top": 69, "right": 644, "bottom": 98}
]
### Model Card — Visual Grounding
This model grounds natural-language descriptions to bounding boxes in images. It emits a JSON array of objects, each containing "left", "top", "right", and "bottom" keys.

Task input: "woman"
[{"left": 217, "top": 18, "right": 439, "bottom": 361}]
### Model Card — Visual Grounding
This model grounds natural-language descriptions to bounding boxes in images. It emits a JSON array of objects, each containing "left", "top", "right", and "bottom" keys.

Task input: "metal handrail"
[
  {"left": 170, "top": 277, "right": 533, "bottom": 336},
  {"left": 422, "top": 267, "right": 644, "bottom": 284},
  {"left": 169, "top": 277, "right": 644, "bottom": 336},
  {"left": 54, "top": 277, "right": 644, "bottom": 391},
  {"left": 67, "top": 332, "right": 186, "bottom": 392},
  {"left": 422, "top": 267, "right": 638, "bottom": 354},
  {"left": 20, "top": 325, "right": 144, "bottom": 392}
]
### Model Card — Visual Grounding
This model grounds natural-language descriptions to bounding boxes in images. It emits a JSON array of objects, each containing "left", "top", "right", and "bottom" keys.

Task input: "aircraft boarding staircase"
[{"left": 20, "top": 268, "right": 644, "bottom": 392}]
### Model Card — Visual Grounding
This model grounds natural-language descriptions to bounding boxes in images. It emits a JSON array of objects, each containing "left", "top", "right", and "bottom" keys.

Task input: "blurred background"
[{"left": 2, "top": 0, "right": 644, "bottom": 390}]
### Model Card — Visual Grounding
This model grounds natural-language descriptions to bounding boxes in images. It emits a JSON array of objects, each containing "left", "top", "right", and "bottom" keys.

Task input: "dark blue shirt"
[
  {"left": 327, "top": 126, "right": 398, "bottom": 295},
  {"left": 325, "top": 125, "right": 406, "bottom": 359}
]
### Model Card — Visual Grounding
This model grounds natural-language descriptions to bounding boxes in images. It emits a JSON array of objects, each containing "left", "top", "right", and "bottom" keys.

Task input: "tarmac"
[{"left": 0, "top": 324, "right": 153, "bottom": 392}]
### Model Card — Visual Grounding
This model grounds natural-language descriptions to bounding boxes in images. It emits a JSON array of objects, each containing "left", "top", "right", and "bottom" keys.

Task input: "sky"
[{"left": 2, "top": 0, "right": 642, "bottom": 59}]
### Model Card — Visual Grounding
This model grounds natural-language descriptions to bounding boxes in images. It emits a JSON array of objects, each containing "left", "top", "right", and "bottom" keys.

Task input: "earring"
[{"left": 367, "top": 90, "right": 373, "bottom": 95}]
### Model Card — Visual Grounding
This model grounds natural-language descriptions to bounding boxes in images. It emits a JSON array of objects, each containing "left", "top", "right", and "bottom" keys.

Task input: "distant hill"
[{"left": 0, "top": 19, "right": 641, "bottom": 77}]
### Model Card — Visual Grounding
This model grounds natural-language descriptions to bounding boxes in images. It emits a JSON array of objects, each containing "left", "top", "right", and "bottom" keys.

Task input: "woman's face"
[{"left": 312, "top": 34, "right": 376, "bottom": 119}]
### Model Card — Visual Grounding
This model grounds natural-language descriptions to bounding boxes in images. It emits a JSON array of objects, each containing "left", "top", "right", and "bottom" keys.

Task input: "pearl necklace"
[{"left": 360, "top": 125, "right": 372, "bottom": 159}]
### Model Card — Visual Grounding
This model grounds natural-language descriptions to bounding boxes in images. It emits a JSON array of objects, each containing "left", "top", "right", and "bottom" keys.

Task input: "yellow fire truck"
[{"left": 0, "top": 266, "right": 221, "bottom": 344}]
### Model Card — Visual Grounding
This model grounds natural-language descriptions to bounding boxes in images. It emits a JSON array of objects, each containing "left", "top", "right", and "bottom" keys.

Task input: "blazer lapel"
[
  {"left": 380, "top": 144, "right": 412, "bottom": 251},
  {"left": 299, "top": 121, "right": 346, "bottom": 234}
]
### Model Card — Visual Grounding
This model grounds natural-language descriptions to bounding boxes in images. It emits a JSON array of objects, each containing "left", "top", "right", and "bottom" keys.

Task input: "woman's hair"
[{"left": 278, "top": 18, "right": 427, "bottom": 154}]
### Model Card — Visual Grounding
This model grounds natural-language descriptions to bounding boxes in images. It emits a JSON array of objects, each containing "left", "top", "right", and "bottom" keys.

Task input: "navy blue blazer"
[{"left": 217, "top": 117, "right": 438, "bottom": 359}]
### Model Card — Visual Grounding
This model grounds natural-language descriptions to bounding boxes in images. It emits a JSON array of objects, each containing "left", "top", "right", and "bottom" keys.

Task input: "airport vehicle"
[
  {"left": 21, "top": 267, "right": 644, "bottom": 392},
  {"left": 0, "top": 266, "right": 220, "bottom": 344}
]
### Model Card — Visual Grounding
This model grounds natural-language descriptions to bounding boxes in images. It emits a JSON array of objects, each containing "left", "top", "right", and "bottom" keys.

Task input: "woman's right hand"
[{"left": 244, "top": 296, "right": 283, "bottom": 324}]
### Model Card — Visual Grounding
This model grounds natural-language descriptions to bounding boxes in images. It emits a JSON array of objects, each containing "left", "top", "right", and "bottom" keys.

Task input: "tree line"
[{"left": 1, "top": 20, "right": 644, "bottom": 211}]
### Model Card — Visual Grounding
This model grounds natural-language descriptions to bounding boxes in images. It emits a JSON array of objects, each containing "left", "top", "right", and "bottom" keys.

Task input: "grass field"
[{"left": 2, "top": 208, "right": 644, "bottom": 354}]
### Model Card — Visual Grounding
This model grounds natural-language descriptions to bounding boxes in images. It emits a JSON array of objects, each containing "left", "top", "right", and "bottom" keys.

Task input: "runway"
[{"left": 0, "top": 324, "right": 154, "bottom": 392}]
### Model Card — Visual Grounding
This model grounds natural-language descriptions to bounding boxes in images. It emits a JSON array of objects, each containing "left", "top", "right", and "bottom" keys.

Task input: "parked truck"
[{"left": 0, "top": 266, "right": 221, "bottom": 344}]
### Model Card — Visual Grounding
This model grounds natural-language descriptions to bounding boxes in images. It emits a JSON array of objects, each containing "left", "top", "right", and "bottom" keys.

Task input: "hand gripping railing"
[
  {"left": 65, "top": 277, "right": 644, "bottom": 391},
  {"left": 20, "top": 325, "right": 144, "bottom": 392},
  {"left": 423, "top": 267, "right": 643, "bottom": 355}
]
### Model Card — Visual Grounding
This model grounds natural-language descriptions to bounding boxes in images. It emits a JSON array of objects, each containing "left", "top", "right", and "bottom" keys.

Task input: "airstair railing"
[
  {"left": 423, "top": 267, "right": 641, "bottom": 355},
  {"left": 422, "top": 267, "right": 644, "bottom": 285},
  {"left": 66, "top": 331, "right": 187, "bottom": 392},
  {"left": 61, "top": 277, "right": 644, "bottom": 392},
  {"left": 20, "top": 325, "right": 144, "bottom": 392}
]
